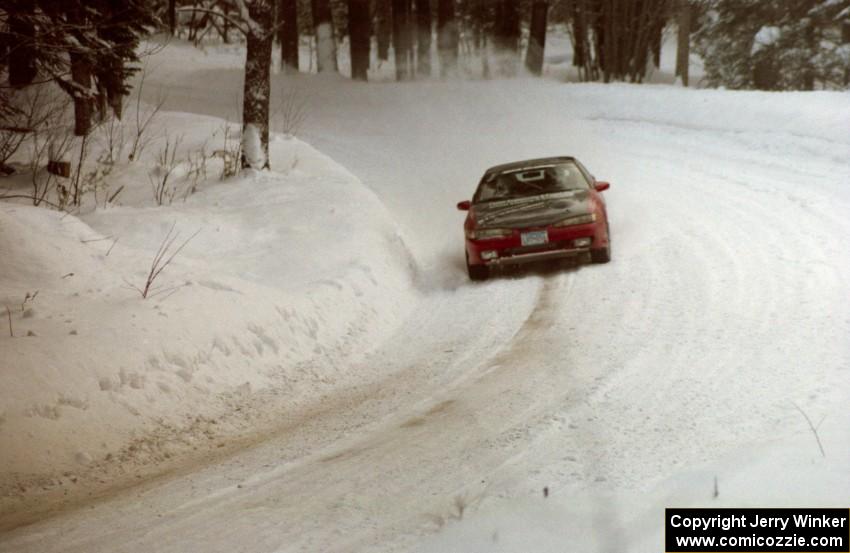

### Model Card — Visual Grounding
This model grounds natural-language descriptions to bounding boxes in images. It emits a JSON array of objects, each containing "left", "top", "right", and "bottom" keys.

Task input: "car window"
[{"left": 475, "top": 162, "right": 589, "bottom": 203}]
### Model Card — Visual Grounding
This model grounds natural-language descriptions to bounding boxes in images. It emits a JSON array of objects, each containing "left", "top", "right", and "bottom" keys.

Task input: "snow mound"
[{"left": 0, "top": 119, "right": 416, "bottom": 505}]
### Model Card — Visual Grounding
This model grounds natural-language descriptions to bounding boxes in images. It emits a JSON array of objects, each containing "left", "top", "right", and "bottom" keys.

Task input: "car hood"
[{"left": 473, "top": 190, "right": 592, "bottom": 229}]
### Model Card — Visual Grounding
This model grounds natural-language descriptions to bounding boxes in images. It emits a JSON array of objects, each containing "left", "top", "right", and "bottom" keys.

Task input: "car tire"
[
  {"left": 466, "top": 255, "right": 490, "bottom": 281},
  {"left": 591, "top": 225, "right": 611, "bottom": 264},
  {"left": 591, "top": 247, "right": 610, "bottom": 264}
]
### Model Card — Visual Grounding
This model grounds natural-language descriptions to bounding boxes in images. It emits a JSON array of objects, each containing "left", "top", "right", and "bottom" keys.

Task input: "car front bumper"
[
  {"left": 481, "top": 246, "right": 591, "bottom": 266},
  {"left": 465, "top": 222, "right": 602, "bottom": 266}
]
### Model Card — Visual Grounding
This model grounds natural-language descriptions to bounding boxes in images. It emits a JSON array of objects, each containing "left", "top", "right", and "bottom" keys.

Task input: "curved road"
[{"left": 1, "top": 57, "right": 849, "bottom": 552}]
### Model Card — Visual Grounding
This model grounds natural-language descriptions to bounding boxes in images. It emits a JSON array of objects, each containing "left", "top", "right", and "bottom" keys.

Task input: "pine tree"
[
  {"left": 694, "top": 0, "right": 850, "bottom": 90},
  {"left": 1, "top": 0, "right": 156, "bottom": 133}
]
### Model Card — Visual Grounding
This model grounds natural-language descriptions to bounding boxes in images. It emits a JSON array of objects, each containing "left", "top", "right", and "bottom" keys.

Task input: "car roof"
[{"left": 483, "top": 156, "right": 577, "bottom": 178}]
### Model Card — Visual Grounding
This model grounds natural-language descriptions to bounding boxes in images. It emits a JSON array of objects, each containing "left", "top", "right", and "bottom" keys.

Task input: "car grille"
[{"left": 504, "top": 240, "right": 572, "bottom": 257}]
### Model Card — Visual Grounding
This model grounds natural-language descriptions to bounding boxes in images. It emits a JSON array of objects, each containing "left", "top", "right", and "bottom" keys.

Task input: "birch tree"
[{"left": 312, "top": 0, "right": 338, "bottom": 72}]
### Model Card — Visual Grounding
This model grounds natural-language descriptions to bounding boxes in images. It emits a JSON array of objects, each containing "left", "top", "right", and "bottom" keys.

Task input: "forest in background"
[{"left": 1, "top": 0, "right": 849, "bottom": 198}]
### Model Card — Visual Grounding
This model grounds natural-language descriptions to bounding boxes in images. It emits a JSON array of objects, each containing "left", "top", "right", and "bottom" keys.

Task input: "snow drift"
[{"left": 0, "top": 115, "right": 415, "bottom": 508}]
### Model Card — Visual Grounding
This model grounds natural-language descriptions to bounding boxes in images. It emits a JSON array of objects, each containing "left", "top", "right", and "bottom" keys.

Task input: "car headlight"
[
  {"left": 466, "top": 228, "right": 512, "bottom": 240},
  {"left": 553, "top": 213, "right": 596, "bottom": 227}
]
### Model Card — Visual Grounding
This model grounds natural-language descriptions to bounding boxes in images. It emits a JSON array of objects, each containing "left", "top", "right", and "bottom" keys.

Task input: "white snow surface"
[
  {"left": 0, "top": 116, "right": 414, "bottom": 502},
  {"left": 752, "top": 26, "right": 782, "bottom": 55},
  {"left": 242, "top": 123, "right": 266, "bottom": 168},
  {"left": 1, "top": 38, "right": 849, "bottom": 553}
]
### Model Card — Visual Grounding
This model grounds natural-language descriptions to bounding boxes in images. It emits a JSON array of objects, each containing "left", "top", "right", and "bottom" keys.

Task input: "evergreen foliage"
[{"left": 694, "top": 0, "right": 850, "bottom": 90}]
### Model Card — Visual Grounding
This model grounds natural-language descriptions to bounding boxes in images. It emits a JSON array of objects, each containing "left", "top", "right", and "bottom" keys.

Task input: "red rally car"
[{"left": 457, "top": 156, "right": 611, "bottom": 281}]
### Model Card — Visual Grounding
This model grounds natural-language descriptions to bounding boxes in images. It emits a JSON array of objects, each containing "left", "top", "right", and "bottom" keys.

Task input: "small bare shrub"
[
  {"left": 128, "top": 66, "right": 166, "bottom": 163},
  {"left": 183, "top": 139, "right": 211, "bottom": 200},
  {"left": 0, "top": 87, "right": 58, "bottom": 171},
  {"left": 99, "top": 109, "right": 127, "bottom": 164},
  {"left": 30, "top": 124, "right": 75, "bottom": 208},
  {"left": 0, "top": 87, "right": 75, "bottom": 207},
  {"left": 67, "top": 132, "right": 92, "bottom": 206},
  {"left": 150, "top": 133, "right": 183, "bottom": 205},
  {"left": 273, "top": 85, "right": 308, "bottom": 137},
  {"left": 126, "top": 222, "right": 200, "bottom": 299},
  {"left": 425, "top": 493, "right": 472, "bottom": 529},
  {"left": 792, "top": 402, "right": 827, "bottom": 458},
  {"left": 21, "top": 291, "right": 38, "bottom": 312},
  {"left": 215, "top": 123, "right": 242, "bottom": 179},
  {"left": 0, "top": 124, "right": 27, "bottom": 172}
]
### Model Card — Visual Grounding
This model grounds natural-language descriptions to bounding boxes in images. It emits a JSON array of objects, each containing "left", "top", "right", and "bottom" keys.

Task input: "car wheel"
[
  {"left": 591, "top": 224, "right": 611, "bottom": 264},
  {"left": 466, "top": 254, "right": 490, "bottom": 281}
]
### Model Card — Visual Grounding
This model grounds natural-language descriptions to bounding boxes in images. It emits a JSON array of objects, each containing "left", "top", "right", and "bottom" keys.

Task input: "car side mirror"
[
  {"left": 457, "top": 200, "right": 471, "bottom": 211},
  {"left": 594, "top": 181, "right": 610, "bottom": 192}
]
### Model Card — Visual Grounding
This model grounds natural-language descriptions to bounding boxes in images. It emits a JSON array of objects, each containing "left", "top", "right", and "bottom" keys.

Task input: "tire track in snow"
[
  {"left": 0, "top": 276, "right": 553, "bottom": 553},
  {"left": 510, "top": 125, "right": 850, "bottom": 499}
]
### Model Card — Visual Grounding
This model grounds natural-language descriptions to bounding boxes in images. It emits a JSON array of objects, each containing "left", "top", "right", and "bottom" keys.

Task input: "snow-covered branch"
[{"left": 175, "top": 6, "right": 251, "bottom": 36}]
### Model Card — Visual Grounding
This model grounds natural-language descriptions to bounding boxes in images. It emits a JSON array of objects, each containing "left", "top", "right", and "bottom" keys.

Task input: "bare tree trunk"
[
  {"left": 525, "top": 1, "right": 548, "bottom": 76},
  {"left": 392, "top": 0, "right": 412, "bottom": 80},
  {"left": 222, "top": 5, "right": 231, "bottom": 43},
  {"left": 802, "top": 20, "right": 815, "bottom": 90},
  {"left": 493, "top": 0, "right": 519, "bottom": 75},
  {"left": 95, "top": 84, "right": 108, "bottom": 122},
  {"left": 675, "top": 0, "right": 690, "bottom": 86},
  {"left": 415, "top": 0, "right": 432, "bottom": 76},
  {"left": 68, "top": 6, "right": 93, "bottom": 136},
  {"left": 0, "top": 30, "right": 7, "bottom": 76},
  {"left": 600, "top": 0, "right": 612, "bottom": 82},
  {"left": 573, "top": 0, "right": 598, "bottom": 80},
  {"left": 242, "top": 0, "right": 273, "bottom": 170},
  {"left": 279, "top": 0, "right": 299, "bottom": 72},
  {"left": 349, "top": 0, "right": 371, "bottom": 80},
  {"left": 841, "top": 20, "right": 850, "bottom": 86},
  {"left": 376, "top": 0, "right": 392, "bottom": 62},
  {"left": 499, "top": 0, "right": 520, "bottom": 53},
  {"left": 168, "top": 0, "right": 177, "bottom": 35},
  {"left": 589, "top": 0, "right": 665, "bottom": 83},
  {"left": 571, "top": 0, "right": 586, "bottom": 68},
  {"left": 436, "top": 0, "right": 457, "bottom": 76},
  {"left": 312, "top": 0, "right": 338, "bottom": 72},
  {"left": 651, "top": 16, "right": 663, "bottom": 68}
]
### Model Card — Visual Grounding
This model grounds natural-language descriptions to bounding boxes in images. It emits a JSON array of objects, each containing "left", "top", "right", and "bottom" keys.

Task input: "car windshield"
[{"left": 474, "top": 162, "right": 590, "bottom": 203}]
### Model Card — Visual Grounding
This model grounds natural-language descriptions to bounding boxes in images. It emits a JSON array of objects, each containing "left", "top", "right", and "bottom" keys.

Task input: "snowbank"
[
  {"left": 415, "top": 410, "right": 850, "bottom": 553},
  {"left": 0, "top": 112, "right": 415, "bottom": 505}
]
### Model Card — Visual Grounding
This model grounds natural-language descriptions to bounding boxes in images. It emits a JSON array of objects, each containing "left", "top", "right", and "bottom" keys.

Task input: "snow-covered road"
[{"left": 1, "top": 46, "right": 848, "bottom": 552}]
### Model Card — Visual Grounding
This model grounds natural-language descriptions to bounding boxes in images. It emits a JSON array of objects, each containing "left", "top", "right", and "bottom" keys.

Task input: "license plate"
[{"left": 521, "top": 230, "right": 548, "bottom": 246}]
